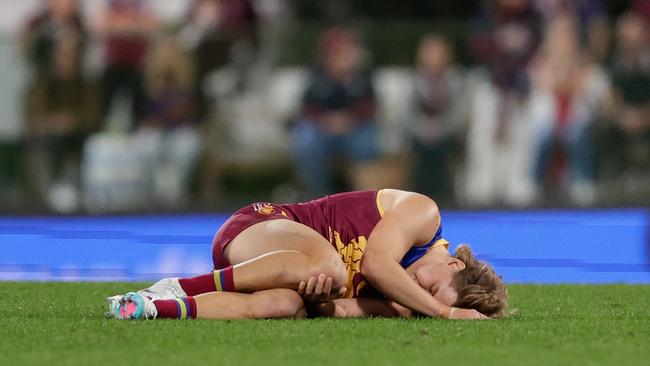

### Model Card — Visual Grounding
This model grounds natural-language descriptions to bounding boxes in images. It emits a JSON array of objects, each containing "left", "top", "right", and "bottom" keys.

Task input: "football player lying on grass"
[{"left": 106, "top": 189, "right": 508, "bottom": 320}]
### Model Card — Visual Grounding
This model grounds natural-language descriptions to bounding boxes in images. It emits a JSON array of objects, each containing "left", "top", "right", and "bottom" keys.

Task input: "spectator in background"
[
  {"left": 633, "top": 0, "right": 650, "bottom": 23},
  {"left": 20, "top": 0, "right": 93, "bottom": 211},
  {"left": 131, "top": 36, "right": 201, "bottom": 208},
  {"left": 293, "top": 27, "right": 378, "bottom": 198},
  {"left": 465, "top": 0, "right": 542, "bottom": 206},
  {"left": 179, "top": 0, "right": 258, "bottom": 121},
  {"left": 21, "top": 0, "right": 84, "bottom": 75},
  {"left": 178, "top": 0, "right": 259, "bottom": 206},
  {"left": 21, "top": 9, "right": 100, "bottom": 212},
  {"left": 533, "top": 0, "right": 610, "bottom": 64},
  {"left": 409, "top": 34, "right": 465, "bottom": 202},
  {"left": 528, "top": 14, "right": 609, "bottom": 206},
  {"left": 603, "top": 11, "right": 650, "bottom": 200},
  {"left": 94, "top": 0, "right": 157, "bottom": 129}
]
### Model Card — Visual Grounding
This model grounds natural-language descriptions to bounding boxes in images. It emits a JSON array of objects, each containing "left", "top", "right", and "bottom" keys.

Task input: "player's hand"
[
  {"left": 298, "top": 274, "right": 347, "bottom": 302},
  {"left": 449, "top": 307, "right": 489, "bottom": 320}
]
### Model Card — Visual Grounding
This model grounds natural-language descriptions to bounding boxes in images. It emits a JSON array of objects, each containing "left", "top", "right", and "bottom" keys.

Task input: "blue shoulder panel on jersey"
[{"left": 400, "top": 225, "right": 443, "bottom": 268}]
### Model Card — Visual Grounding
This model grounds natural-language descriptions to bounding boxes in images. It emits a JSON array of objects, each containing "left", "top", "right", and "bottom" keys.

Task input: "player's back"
[{"left": 280, "top": 191, "right": 383, "bottom": 245}]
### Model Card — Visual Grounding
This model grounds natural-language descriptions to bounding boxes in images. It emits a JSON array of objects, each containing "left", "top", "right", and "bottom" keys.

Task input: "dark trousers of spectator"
[
  {"left": 601, "top": 124, "right": 649, "bottom": 172},
  {"left": 193, "top": 38, "right": 234, "bottom": 121},
  {"left": 101, "top": 66, "right": 147, "bottom": 129},
  {"left": 533, "top": 122, "right": 594, "bottom": 187},
  {"left": 411, "top": 137, "right": 455, "bottom": 202},
  {"left": 292, "top": 120, "right": 379, "bottom": 198},
  {"left": 0, "top": 142, "right": 21, "bottom": 201},
  {"left": 22, "top": 133, "right": 86, "bottom": 205}
]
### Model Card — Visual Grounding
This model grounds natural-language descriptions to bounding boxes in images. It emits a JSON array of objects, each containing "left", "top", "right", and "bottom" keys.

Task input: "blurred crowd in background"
[{"left": 0, "top": 0, "right": 648, "bottom": 213}]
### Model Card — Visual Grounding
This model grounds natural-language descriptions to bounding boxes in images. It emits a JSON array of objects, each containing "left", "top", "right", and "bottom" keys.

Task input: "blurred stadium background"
[{"left": 0, "top": 0, "right": 648, "bottom": 284}]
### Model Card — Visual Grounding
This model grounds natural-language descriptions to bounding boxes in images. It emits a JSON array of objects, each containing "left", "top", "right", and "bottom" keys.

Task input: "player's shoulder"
[
  {"left": 381, "top": 189, "right": 441, "bottom": 240},
  {"left": 380, "top": 189, "right": 438, "bottom": 212}
]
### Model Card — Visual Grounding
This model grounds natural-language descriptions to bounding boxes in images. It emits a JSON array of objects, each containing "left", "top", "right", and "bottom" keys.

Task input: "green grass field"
[{"left": 1, "top": 282, "right": 648, "bottom": 366}]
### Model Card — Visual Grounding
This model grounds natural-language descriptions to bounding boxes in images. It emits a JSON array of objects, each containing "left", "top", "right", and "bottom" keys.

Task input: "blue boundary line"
[{"left": 0, "top": 209, "right": 648, "bottom": 283}]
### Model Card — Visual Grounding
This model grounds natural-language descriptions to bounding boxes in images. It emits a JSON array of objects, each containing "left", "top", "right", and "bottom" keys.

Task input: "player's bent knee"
[
  {"left": 307, "top": 257, "right": 347, "bottom": 289},
  {"left": 252, "top": 289, "right": 305, "bottom": 319}
]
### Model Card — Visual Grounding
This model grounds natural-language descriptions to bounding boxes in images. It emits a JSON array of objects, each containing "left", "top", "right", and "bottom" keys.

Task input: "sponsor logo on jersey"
[{"left": 253, "top": 203, "right": 276, "bottom": 215}]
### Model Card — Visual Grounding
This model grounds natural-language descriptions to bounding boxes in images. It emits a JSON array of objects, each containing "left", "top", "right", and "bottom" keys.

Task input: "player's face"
[
  {"left": 410, "top": 251, "right": 466, "bottom": 306},
  {"left": 412, "top": 262, "right": 459, "bottom": 306}
]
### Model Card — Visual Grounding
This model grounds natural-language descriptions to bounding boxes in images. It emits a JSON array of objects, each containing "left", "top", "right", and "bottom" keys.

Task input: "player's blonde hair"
[{"left": 451, "top": 244, "right": 509, "bottom": 318}]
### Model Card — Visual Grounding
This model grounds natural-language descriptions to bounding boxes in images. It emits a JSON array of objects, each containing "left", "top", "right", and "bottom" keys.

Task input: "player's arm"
[
  {"left": 298, "top": 274, "right": 412, "bottom": 318},
  {"left": 312, "top": 298, "right": 413, "bottom": 318},
  {"left": 362, "top": 192, "right": 485, "bottom": 320}
]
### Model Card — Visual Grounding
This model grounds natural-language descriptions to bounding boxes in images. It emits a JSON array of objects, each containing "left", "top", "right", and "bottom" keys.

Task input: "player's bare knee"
[
  {"left": 307, "top": 257, "right": 347, "bottom": 289},
  {"left": 279, "top": 290, "right": 306, "bottom": 319},
  {"left": 255, "top": 289, "right": 305, "bottom": 319},
  {"left": 330, "top": 260, "right": 347, "bottom": 289}
]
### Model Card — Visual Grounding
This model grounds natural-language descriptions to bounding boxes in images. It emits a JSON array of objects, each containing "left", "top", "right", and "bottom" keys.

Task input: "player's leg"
[
  {"left": 107, "top": 289, "right": 306, "bottom": 320},
  {"left": 223, "top": 219, "right": 348, "bottom": 293},
  {"left": 194, "top": 289, "right": 306, "bottom": 319},
  {"left": 170, "top": 219, "right": 348, "bottom": 297},
  {"left": 135, "top": 217, "right": 348, "bottom": 299}
]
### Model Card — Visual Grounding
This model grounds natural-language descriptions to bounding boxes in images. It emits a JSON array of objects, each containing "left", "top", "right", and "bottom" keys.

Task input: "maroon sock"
[
  {"left": 153, "top": 300, "right": 179, "bottom": 318},
  {"left": 154, "top": 297, "right": 197, "bottom": 319},
  {"left": 178, "top": 273, "right": 216, "bottom": 296},
  {"left": 178, "top": 267, "right": 235, "bottom": 296}
]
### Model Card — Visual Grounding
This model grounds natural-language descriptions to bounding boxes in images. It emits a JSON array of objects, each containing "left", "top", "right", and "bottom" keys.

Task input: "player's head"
[
  {"left": 449, "top": 244, "right": 508, "bottom": 318},
  {"left": 409, "top": 249, "right": 466, "bottom": 308},
  {"left": 410, "top": 243, "right": 508, "bottom": 318}
]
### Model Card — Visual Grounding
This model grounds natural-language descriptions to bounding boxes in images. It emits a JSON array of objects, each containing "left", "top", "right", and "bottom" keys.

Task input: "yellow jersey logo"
[{"left": 330, "top": 227, "right": 369, "bottom": 298}]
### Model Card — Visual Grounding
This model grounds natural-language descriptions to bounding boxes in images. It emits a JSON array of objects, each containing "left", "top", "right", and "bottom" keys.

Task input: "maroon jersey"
[
  {"left": 280, "top": 190, "right": 385, "bottom": 298},
  {"left": 211, "top": 190, "right": 448, "bottom": 298}
]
